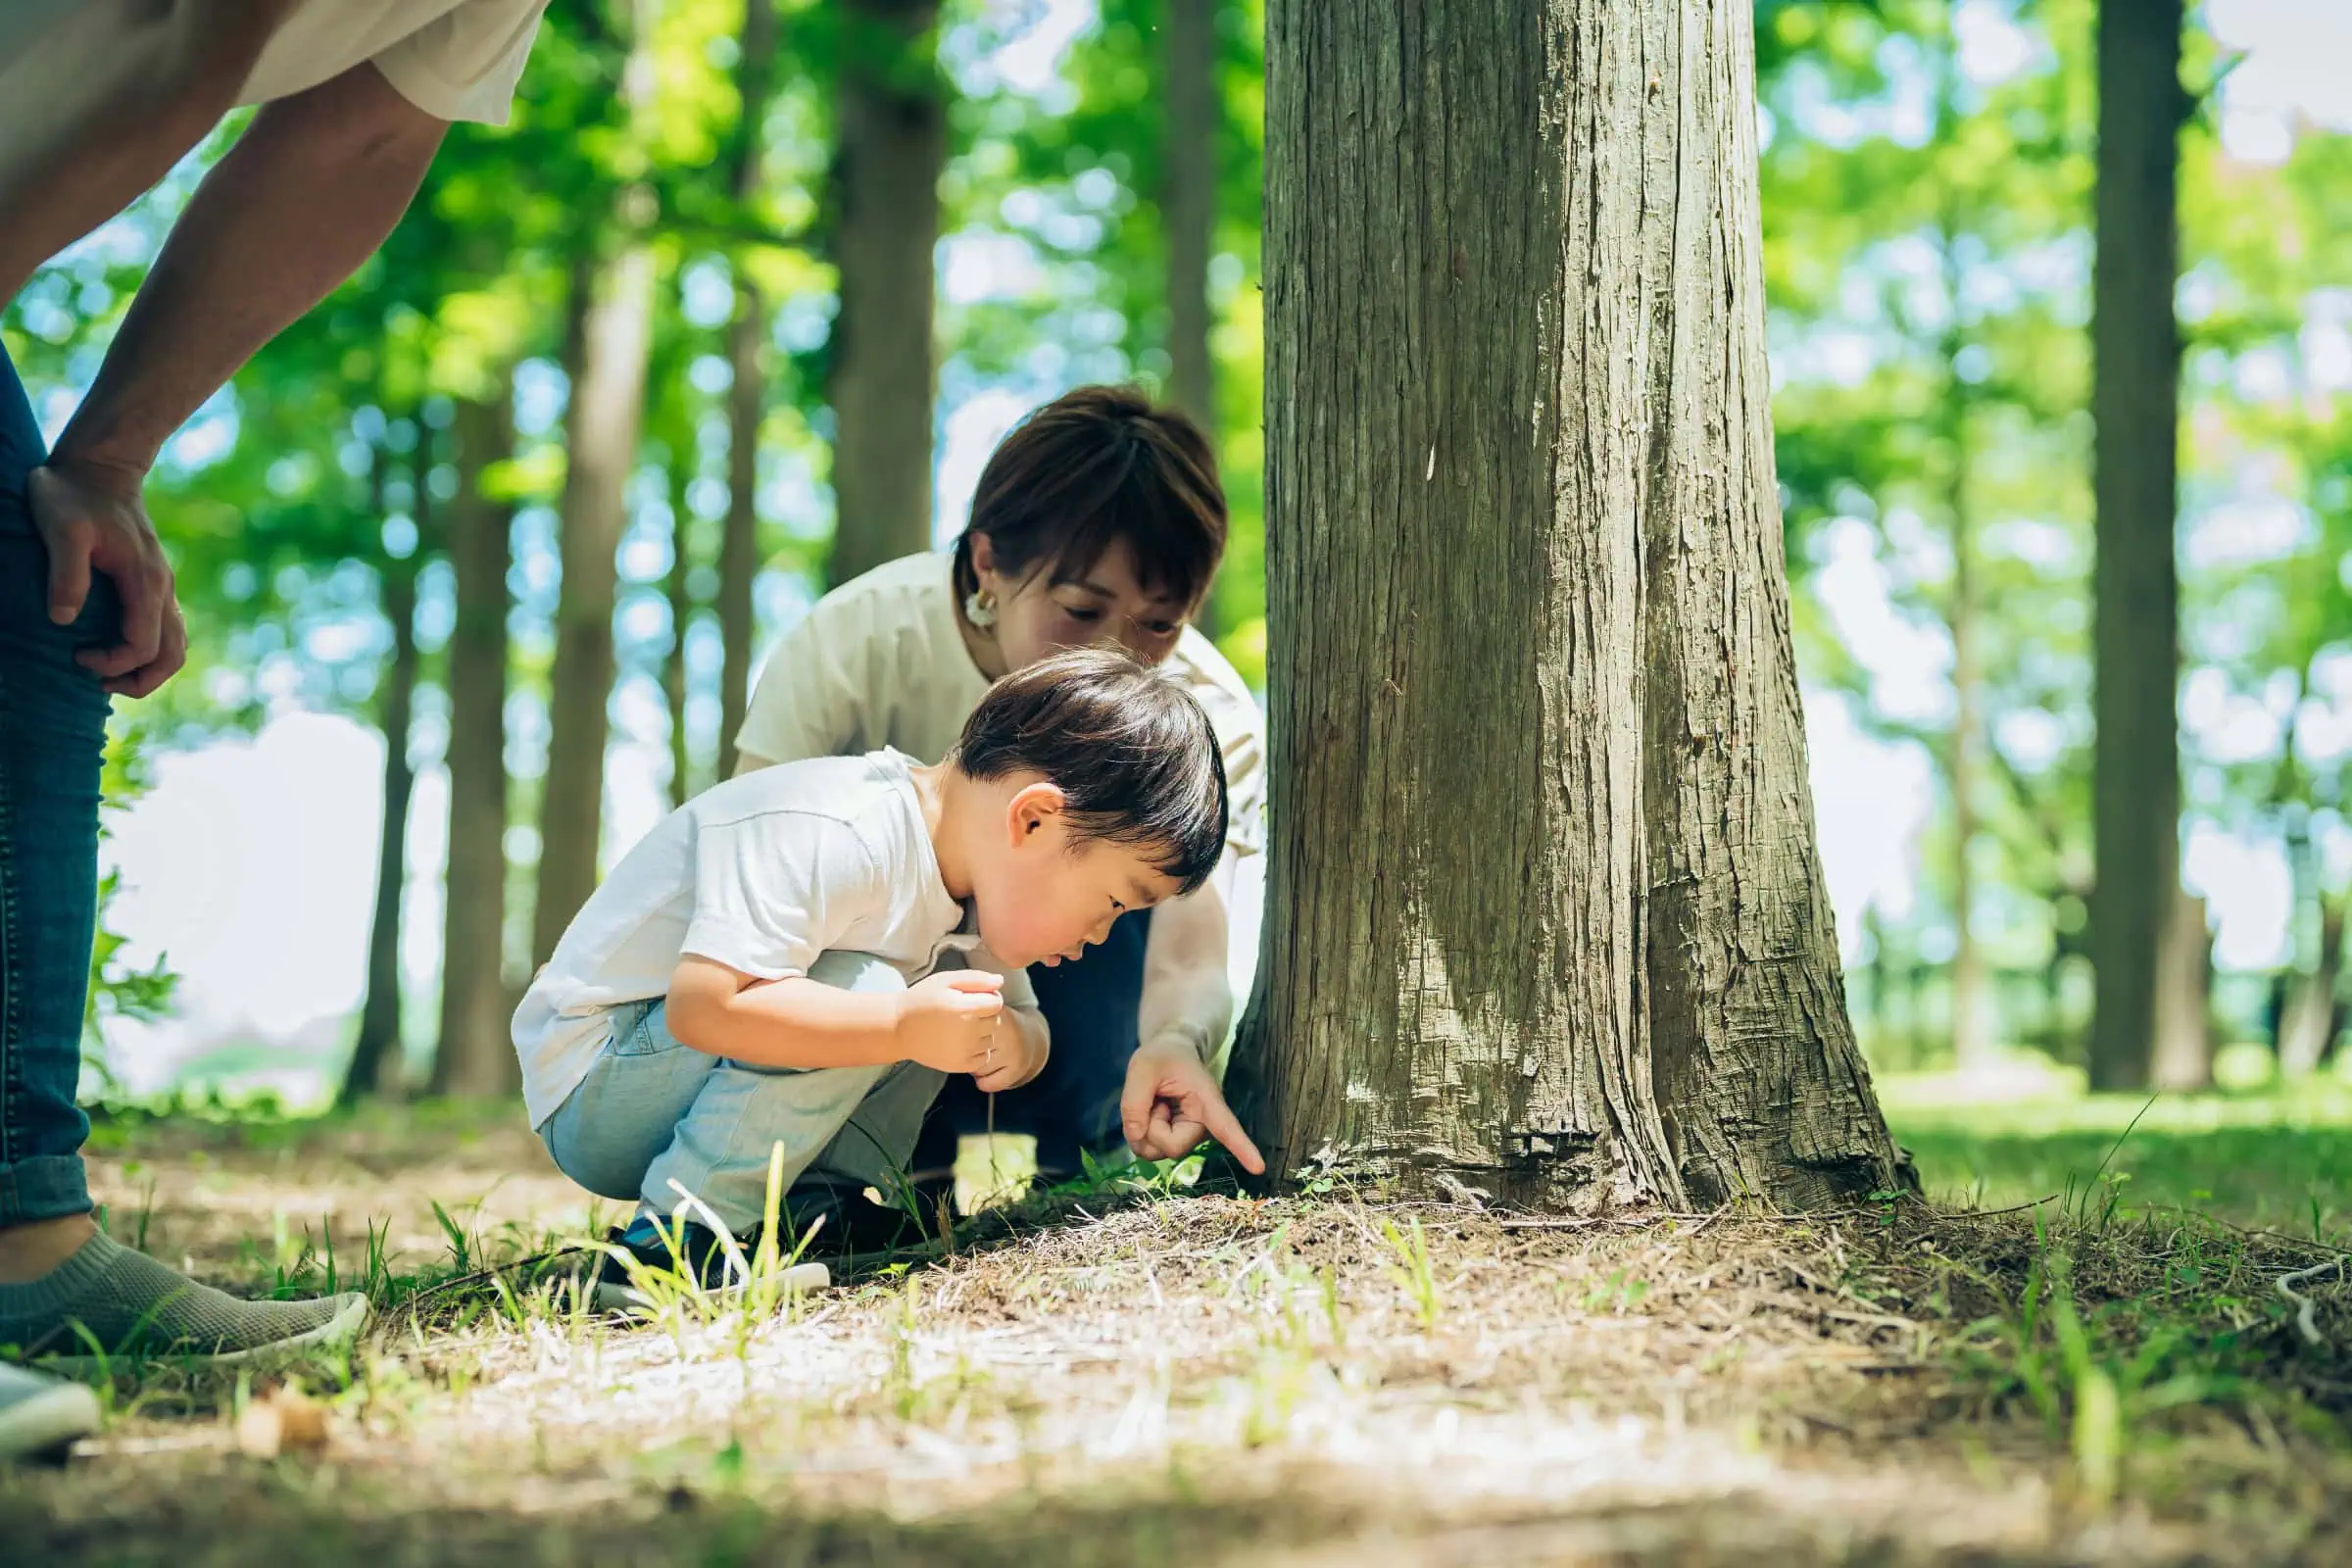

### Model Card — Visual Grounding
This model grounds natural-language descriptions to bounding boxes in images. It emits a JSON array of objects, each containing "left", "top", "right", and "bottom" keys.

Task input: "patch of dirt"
[{"left": 5, "top": 1116, "right": 2350, "bottom": 1565}]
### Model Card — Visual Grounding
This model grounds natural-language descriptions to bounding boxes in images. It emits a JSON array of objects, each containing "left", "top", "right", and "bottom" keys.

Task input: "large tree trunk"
[
  {"left": 719, "top": 0, "right": 782, "bottom": 776},
  {"left": 344, "top": 440, "right": 422, "bottom": 1106},
  {"left": 533, "top": 228, "right": 659, "bottom": 966},
  {"left": 824, "top": 0, "right": 943, "bottom": 588},
  {"left": 2088, "top": 0, "right": 2187, "bottom": 1091},
  {"left": 1233, "top": 0, "right": 1901, "bottom": 1210},
  {"left": 432, "top": 393, "right": 520, "bottom": 1098}
]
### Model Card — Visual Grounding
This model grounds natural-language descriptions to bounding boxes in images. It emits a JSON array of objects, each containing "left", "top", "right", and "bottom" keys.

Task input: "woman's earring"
[{"left": 963, "top": 588, "right": 999, "bottom": 630}]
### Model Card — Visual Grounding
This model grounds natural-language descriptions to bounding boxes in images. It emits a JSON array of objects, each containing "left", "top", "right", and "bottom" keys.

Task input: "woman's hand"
[{"left": 1119, "top": 1036, "right": 1264, "bottom": 1172}]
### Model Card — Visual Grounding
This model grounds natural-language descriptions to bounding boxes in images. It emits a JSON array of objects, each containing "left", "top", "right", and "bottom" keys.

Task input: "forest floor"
[{"left": 6, "top": 1082, "right": 2352, "bottom": 1566}]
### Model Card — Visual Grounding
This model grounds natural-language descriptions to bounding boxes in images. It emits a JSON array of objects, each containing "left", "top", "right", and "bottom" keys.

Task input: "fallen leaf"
[{"left": 235, "top": 1385, "right": 330, "bottom": 1458}]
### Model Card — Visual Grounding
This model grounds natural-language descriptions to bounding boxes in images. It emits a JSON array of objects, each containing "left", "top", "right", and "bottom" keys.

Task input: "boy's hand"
[
  {"left": 972, "top": 1007, "right": 1048, "bottom": 1095},
  {"left": 895, "top": 970, "right": 1005, "bottom": 1075},
  {"left": 1120, "top": 1036, "right": 1266, "bottom": 1174}
]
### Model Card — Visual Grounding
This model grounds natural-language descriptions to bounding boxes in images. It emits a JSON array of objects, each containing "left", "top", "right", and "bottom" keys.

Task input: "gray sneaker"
[
  {"left": 0, "top": 1361, "right": 99, "bottom": 1462},
  {"left": 0, "top": 1233, "right": 370, "bottom": 1373}
]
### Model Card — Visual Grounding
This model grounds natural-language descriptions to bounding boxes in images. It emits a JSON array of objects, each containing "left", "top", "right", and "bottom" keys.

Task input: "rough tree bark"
[
  {"left": 432, "top": 392, "right": 520, "bottom": 1098},
  {"left": 2088, "top": 0, "right": 2188, "bottom": 1091},
  {"left": 344, "top": 437, "right": 422, "bottom": 1105},
  {"left": 533, "top": 193, "right": 660, "bottom": 965},
  {"left": 1231, "top": 0, "right": 1902, "bottom": 1210},
  {"left": 824, "top": 0, "right": 943, "bottom": 589}
]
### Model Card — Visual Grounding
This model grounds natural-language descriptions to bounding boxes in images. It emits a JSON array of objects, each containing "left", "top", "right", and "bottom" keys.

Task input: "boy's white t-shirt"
[
  {"left": 735, "top": 552, "right": 1266, "bottom": 858},
  {"left": 512, "top": 750, "right": 1036, "bottom": 1128}
]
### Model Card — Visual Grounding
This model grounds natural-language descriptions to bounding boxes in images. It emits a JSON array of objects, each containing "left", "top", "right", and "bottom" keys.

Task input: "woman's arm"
[{"left": 1135, "top": 877, "right": 1235, "bottom": 1071}]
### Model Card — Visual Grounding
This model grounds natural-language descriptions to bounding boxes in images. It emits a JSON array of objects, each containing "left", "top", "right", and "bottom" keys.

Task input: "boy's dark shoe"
[{"left": 779, "top": 1174, "right": 953, "bottom": 1263}]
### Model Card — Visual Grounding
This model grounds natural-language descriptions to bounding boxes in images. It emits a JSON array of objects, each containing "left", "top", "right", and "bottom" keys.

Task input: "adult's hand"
[
  {"left": 26, "top": 454, "right": 187, "bottom": 698},
  {"left": 1120, "top": 1036, "right": 1266, "bottom": 1174}
]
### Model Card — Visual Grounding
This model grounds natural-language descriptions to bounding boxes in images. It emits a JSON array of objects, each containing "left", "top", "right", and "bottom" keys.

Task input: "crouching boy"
[{"left": 514, "top": 647, "right": 1231, "bottom": 1306}]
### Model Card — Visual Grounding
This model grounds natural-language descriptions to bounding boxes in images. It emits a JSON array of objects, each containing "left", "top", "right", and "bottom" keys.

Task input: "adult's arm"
[
  {"left": 1135, "top": 878, "right": 1235, "bottom": 1072},
  {"left": 28, "top": 61, "right": 450, "bottom": 696},
  {"left": 1119, "top": 870, "right": 1265, "bottom": 1173},
  {"left": 0, "top": 0, "right": 301, "bottom": 302}
]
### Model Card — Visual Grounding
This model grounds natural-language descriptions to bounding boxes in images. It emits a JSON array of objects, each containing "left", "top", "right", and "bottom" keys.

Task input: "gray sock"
[{"left": 0, "top": 1232, "right": 366, "bottom": 1364}]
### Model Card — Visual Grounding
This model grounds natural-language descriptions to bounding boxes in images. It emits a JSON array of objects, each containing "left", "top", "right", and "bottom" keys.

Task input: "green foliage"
[
  {"left": 1377, "top": 1214, "right": 1444, "bottom": 1328},
  {"left": 83, "top": 731, "right": 177, "bottom": 1088},
  {"left": 1885, "top": 1074, "right": 2352, "bottom": 1232},
  {"left": 2176, "top": 121, "right": 2352, "bottom": 971},
  {"left": 1763, "top": 0, "right": 2101, "bottom": 1000}
]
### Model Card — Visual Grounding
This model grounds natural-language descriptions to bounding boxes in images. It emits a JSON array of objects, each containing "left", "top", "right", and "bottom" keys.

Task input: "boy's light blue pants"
[{"left": 537, "top": 952, "right": 943, "bottom": 1235}]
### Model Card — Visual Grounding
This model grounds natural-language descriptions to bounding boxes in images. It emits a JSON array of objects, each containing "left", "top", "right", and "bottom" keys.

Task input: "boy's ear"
[{"left": 1006, "top": 780, "right": 1068, "bottom": 845}]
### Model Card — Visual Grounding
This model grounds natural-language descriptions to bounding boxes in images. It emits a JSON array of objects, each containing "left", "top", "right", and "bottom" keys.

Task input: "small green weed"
[{"left": 1378, "top": 1215, "right": 1444, "bottom": 1329}]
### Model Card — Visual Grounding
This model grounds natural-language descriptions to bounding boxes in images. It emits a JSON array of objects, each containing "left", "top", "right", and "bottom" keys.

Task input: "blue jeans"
[
  {"left": 538, "top": 952, "right": 947, "bottom": 1236},
  {"left": 0, "top": 347, "right": 116, "bottom": 1227},
  {"left": 913, "top": 907, "right": 1152, "bottom": 1177}
]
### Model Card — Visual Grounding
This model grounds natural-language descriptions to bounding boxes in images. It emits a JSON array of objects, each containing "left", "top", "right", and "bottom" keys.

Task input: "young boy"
[{"left": 514, "top": 647, "right": 1236, "bottom": 1306}]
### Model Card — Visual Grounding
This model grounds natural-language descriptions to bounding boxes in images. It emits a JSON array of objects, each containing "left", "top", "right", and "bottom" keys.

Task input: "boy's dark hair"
[
  {"left": 952, "top": 385, "right": 1227, "bottom": 612},
  {"left": 952, "top": 646, "right": 1229, "bottom": 896}
]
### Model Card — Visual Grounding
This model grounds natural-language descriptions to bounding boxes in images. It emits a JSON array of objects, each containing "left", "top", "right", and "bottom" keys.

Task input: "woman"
[{"left": 734, "top": 385, "right": 1264, "bottom": 1200}]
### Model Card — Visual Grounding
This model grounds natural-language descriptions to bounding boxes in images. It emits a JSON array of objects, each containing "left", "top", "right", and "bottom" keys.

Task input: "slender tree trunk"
[
  {"left": 1165, "top": 0, "right": 1219, "bottom": 432},
  {"left": 825, "top": 0, "right": 943, "bottom": 588},
  {"left": 533, "top": 227, "right": 660, "bottom": 965},
  {"left": 1232, "top": 0, "right": 1901, "bottom": 1210},
  {"left": 1165, "top": 0, "right": 1220, "bottom": 637},
  {"left": 2278, "top": 900, "right": 2346, "bottom": 1077},
  {"left": 2088, "top": 0, "right": 2187, "bottom": 1091},
  {"left": 2149, "top": 885, "right": 2212, "bottom": 1091},
  {"left": 718, "top": 299, "right": 763, "bottom": 776},
  {"left": 720, "top": 0, "right": 782, "bottom": 775},
  {"left": 1928, "top": 33, "right": 1994, "bottom": 1075},
  {"left": 432, "top": 393, "right": 520, "bottom": 1098},
  {"left": 1943, "top": 348, "right": 1991, "bottom": 1070},
  {"left": 344, "top": 441, "right": 422, "bottom": 1106},
  {"left": 665, "top": 462, "right": 696, "bottom": 808}
]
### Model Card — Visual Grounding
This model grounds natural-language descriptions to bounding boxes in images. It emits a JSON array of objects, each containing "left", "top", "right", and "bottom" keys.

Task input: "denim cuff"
[{"left": 0, "top": 1153, "right": 94, "bottom": 1226}]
